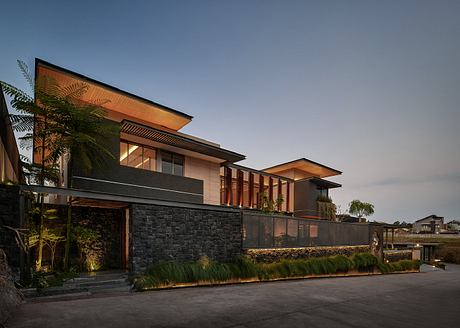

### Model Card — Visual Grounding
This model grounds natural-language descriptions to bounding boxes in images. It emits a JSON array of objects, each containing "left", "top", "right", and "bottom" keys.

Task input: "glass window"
[
  {"left": 161, "top": 151, "right": 184, "bottom": 176},
  {"left": 259, "top": 216, "right": 274, "bottom": 248},
  {"left": 119, "top": 141, "right": 156, "bottom": 172},
  {"left": 317, "top": 188, "right": 328, "bottom": 198},
  {"left": 143, "top": 148, "right": 156, "bottom": 171},
  {"left": 120, "top": 142, "right": 128, "bottom": 166},
  {"left": 161, "top": 151, "right": 173, "bottom": 174},
  {"left": 128, "top": 146, "right": 143, "bottom": 168},
  {"left": 287, "top": 219, "right": 298, "bottom": 247},
  {"left": 173, "top": 154, "right": 184, "bottom": 176},
  {"left": 310, "top": 224, "right": 319, "bottom": 238},
  {"left": 274, "top": 218, "right": 287, "bottom": 247},
  {"left": 243, "top": 216, "right": 259, "bottom": 248},
  {"left": 298, "top": 222, "right": 309, "bottom": 246}
]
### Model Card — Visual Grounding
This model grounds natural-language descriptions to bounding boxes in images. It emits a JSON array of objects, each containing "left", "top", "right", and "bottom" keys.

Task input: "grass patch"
[{"left": 133, "top": 253, "right": 406, "bottom": 291}]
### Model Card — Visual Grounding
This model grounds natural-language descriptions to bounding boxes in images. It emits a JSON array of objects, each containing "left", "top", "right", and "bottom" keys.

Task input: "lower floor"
[{"left": 8, "top": 264, "right": 460, "bottom": 328}]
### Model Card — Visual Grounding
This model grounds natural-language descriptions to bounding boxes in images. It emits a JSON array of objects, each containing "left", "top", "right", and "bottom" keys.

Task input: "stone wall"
[
  {"left": 244, "top": 245, "right": 371, "bottom": 263},
  {"left": 130, "top": 204, "right": 242, "bottom": 273},
  {"left": 384, "top": 250, "right": 413, "bottom": 262},
  {"left": 0, "top": 185, "right": 20, "bottom": 270}
]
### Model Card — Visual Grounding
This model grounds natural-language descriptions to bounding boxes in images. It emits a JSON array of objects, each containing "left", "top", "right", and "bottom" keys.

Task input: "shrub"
[
  {"left": 378, "top": 260, "right": 420, "bottom": 274},
  {"left": 436, "top": 246, "right": 460, "bottom": 264},
  {"left": 351, "top": 253, "right": 378, "bottom": 269}
]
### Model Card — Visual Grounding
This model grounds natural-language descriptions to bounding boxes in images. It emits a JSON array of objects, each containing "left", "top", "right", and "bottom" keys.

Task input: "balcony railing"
[{"left": 242, "top": 212, "right": 371, "bottom": 249}]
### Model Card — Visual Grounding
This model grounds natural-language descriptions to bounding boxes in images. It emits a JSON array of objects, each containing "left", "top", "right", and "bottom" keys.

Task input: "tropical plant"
[
  {"left": 42, "top": 228, "right": 65, "bottom": 270},
  {"left": 259, "top": 192, "right": 284, "bottom": 213},
  {"left": 72, "top": 226, "right": 102, "bottom": 271},
  {"left": 1, "top": 60, "right": 118, "bottom": 271},
  {"left": 316, "top": 195, "right": 336, "bottom": 221},
  {"left": 33, "top": 208, "right": 59, "bottom": 270},
  {"left": 348, "top": 200, "right": 375, "bottom": 218}
]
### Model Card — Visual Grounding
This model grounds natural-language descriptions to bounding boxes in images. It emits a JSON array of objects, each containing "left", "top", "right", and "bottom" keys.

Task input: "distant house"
[
  {"left": 447, "top": 220, "right": 460, "bottom": 232},
  {"left": 413, "top": 215, "right": 444, "bottom": 234},
  {"left": 0, "top": 86, "right": 22, "bottom": 183},
  {"left": 337, "top": 214, "right": 366, "bottom": 223}
]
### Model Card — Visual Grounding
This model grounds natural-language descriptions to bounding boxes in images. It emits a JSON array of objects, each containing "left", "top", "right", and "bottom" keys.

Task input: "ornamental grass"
[{"left": 133, "top": 253, "right": 419, "bottom": 291}]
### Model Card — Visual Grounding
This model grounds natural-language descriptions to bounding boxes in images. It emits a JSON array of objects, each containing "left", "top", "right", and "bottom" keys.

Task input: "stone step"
[{"left": 64, "top": 278, "right": 129, "bottom": 288}]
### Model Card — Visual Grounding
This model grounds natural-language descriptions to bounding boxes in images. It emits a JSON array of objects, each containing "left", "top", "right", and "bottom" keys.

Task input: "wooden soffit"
[{"left": 35, "top": 59, "right": 192, "bottom": 131}]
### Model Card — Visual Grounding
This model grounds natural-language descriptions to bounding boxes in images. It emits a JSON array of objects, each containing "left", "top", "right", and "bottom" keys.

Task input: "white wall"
[{"left": 185, "top": 156, "right": 221, "bottom": 205}]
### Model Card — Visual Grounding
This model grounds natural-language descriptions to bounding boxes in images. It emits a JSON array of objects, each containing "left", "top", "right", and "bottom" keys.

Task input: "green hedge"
[{"left": 378, "top": 260, "right": 421, "bottom": 274}]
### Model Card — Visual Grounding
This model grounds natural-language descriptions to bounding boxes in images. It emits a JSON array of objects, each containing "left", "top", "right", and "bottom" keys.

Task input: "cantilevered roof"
[
  {"left": 308, "top": 177, "right": 341, "bottom": 189},
  {"left": 262, "top": 158, "right": 342, "bottom": 178},
  {"left": 121, "top": 120, "right": 246, "bottom": 163},
  {"left": 35, "top": 58, "right": 193, "bottom": 131}
]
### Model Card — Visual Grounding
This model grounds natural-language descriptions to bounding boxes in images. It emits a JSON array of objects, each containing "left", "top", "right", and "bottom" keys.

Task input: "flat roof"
[
  {"left": 226, "top": 163, "right": 295, "bottom": 182},
  {"left": 35, "top": 58, "right": 193, "bottom": 131},
  {"left": 122, "top": 120, "right": 246, "bottom": 163},
  {"left": 307, "top": 177, "right": 341, "bottom": 189},
  {"left": 262, "top": 158, "right": 342, "bottom": 178}
]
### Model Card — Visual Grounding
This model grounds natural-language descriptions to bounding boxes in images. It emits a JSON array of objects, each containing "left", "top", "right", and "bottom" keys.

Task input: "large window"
[
  {"left": 120, "top": 141, "right": 156, "bottom": 171},
  {"left": 161, "top": 150, "right": 184, "bottom": 176}
]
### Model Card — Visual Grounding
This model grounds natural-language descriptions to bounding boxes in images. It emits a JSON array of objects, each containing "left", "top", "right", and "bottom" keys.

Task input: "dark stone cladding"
[
  {"left": 130, "top": 204, "right": 242, "bottom": 273},
  {"left": 0, "top": 185, "right": 20, "bottom": 269},
  {"left": 244, "top": 245, "right": 371, "bottom": 263}
]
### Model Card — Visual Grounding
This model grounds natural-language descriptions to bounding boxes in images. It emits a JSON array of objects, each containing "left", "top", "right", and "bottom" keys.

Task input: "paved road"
[{"left": 7, "top": 264, "right": 460, "bottom": 328}]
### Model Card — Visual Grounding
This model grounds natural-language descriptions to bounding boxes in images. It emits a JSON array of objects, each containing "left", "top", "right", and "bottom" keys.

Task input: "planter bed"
[{"left": 133, "top": 253, "right": 420, "bottom": 291}]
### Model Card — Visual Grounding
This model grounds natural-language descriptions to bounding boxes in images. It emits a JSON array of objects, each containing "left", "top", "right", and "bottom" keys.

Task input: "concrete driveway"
[{"left": 7, "top": 264, "right": 460, "bottom": 328}]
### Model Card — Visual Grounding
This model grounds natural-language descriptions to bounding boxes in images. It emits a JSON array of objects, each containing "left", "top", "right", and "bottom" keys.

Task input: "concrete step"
[{"left": 64, "top": 278, "right": 128, "bottom": 289}]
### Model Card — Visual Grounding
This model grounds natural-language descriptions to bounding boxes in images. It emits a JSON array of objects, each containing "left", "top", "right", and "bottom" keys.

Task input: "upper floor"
[{"left": 34, "top": 59, "right": 341, "bottom": 218}]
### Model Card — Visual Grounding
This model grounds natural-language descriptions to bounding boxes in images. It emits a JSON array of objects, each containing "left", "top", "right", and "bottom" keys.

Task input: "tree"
[
  {"left": 42, "top": 228, "right": 65, "bottom": 270},
  {"left": 1, "top": 60, "right": 118, "bottom": 271},
  {"left": 348, "top": 200, "right": 374, "bottom": 218}
]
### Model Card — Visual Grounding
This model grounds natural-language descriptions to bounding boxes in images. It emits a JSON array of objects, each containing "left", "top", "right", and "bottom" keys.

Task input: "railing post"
[
  {"left": 277, "top": 178, "right": 282, "bottom": 211},
  {"left": 258, "top": 175, "right": 264, "bottom": 209},
  {"left": 286, "top": 181, "right": 290, "bottom": 212},
  {"left": 248, "top": 172, "right": 254, "bottom": 208},
  {"left": 269, "top": 177, "right": 273, "bottom": 202},
  {"left": 224, "top": 166, "right": 233, "bottom": 205},
  {"left": 236, "top": 169, "right": 243, "bottom": 207}
]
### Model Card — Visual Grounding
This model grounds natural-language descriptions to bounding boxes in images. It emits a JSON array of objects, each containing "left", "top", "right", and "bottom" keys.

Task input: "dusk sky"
[{"left": 1, "top": 1, "right": 459, "bottom": 222}]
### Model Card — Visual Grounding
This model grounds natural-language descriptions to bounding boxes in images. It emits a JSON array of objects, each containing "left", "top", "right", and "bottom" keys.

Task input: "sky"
[{"left": 1, "top": 0, "right": 459, "bottom": 222}]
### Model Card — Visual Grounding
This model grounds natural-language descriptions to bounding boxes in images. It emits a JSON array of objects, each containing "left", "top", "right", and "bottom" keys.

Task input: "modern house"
[
  {"left": 0, "top": 86, "right": 22, "bottom": 183},
  {"left": 34, "top": 59, "right": 342, "bottom": 219},
  {"left": 412, "top": 215, "right": 445, "bottom": 234},
  {"left": 0, "top": 59, "right": 385, "bottom": 275}
]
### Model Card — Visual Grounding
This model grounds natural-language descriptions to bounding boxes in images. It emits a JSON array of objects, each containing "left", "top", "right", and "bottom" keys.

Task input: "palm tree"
[{"left": 1, "top": 60, "right": 118, "bottom": 271}]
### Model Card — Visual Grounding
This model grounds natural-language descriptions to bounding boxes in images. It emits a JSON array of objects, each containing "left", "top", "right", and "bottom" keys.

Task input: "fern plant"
[{"left": 1, "top": 60, "right": 119, "bottom": 271}]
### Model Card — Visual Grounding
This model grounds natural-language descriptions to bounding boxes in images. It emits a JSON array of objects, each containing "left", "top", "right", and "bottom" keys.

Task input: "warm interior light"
[
  {"left": 120, "top": 144, "right": 139, "bottom": 162},
  {"left": 135, "top": 157, "right": 150, "bottom": 168}
]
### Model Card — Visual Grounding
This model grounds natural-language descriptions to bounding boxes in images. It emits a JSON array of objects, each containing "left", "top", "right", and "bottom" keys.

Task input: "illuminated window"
[{"left": 119, "top": 141, "right": 156, "bottom": 171}]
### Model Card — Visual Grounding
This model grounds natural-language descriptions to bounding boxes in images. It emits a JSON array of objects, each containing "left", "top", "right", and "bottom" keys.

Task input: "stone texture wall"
[
  {"left": 384, "top": 250, "right": 413, "bottom": 262},
  {"left": 0, "top": 185, "right": 20, "bottom": 270},
  {"left": 130, "top": 204, "right": 242, "bottom": 273},
  {"left": 244, "top": 245, "right": 371, "bottom": 263}
]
